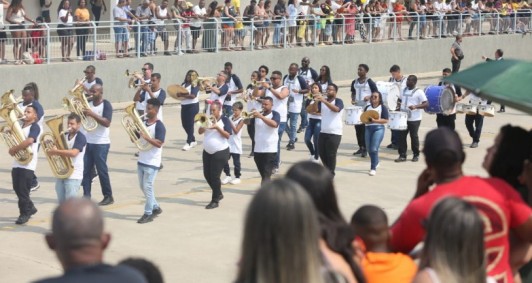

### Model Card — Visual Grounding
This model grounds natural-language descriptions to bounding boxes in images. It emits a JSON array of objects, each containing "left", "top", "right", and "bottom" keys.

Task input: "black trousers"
[
  {"left": 436, "top": 113, "right": 456, "bottom": 130},
  {"left": 12, "top": 168, "right": 35, "bottom": 215},
  {"left": 318, "top": 133, "right": 342, "bottom": 176},
  {"left": 203, "top": 148, "right": 230, "bottom": 202},
  {"left": 75, "top": 28, "right": 89, "bottom": 57},
  {"left": 223, "top": 153, "right": 242, "bottom": 178},
  {"left": 247, "top": 119, "right": 255, "bottom": 153},
  {"left": 181, "top": 103, "right": 199, "bottom": 144},
  {"left": 465, "top": 114, "right": 484, "bottom": 143},
  {"left": 451, "top": 58, "right": 461, "bottom": 73},
  {"left": 354, "top": 124, "right": 366, "bottom": 149},
  {"left": 397, "top": 120, "right": 421, "bottom": 157},
  {"left": 254, "top": 152, "right": 276, "bottom": 184}
]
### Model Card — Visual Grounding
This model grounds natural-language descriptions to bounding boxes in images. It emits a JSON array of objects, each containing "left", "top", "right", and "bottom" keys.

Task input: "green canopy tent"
[{"left": 443, "top": 59, "right": 532, "bottom": 115}]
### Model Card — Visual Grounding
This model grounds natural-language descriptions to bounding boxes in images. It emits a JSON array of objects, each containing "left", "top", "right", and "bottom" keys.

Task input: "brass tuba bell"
[
  {"left": 121, "top": 103, "right": 153, "bottom": 151},
  {"left": 0, "top": 107, "right": 33, "bottom": 165},
  {"left": 40, "top": 115, "right": 75, "bottom": 179},
  {"left": 63, "top": 79, "right": 98, "bottom": 132}
]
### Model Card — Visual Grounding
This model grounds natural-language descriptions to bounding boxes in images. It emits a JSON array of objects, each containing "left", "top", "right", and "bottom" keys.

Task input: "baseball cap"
[{"left": 423, "top": 127, "right": 465, "bottom": 164}]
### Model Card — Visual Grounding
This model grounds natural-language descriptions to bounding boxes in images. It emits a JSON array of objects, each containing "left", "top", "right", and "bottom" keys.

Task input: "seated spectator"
[
  {"left": 413, "top": 197, "right": 494, "bottom": 283},
  {"left": 119, "top": 258, "right": 164, "bottom": 283},
  {"left": 285, "top": 161, "right": 365, "bottom": 283},
  {"left": 351, "top": 205, "right": 417, "bottom": 283},
  {"left": 234, "top": 178, "right": 348, "bottom": 283},
  {"left": 34, "top": 199, "right": 147, "bottom": 283},
  {"left": 390, "top": 127, "right": 532, "bottom": 282}
]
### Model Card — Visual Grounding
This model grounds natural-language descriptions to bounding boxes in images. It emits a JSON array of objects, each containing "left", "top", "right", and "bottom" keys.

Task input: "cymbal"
[
  {"left": 167, "top": 84, "right": 189, "bottom": 100},
  {"left": 360, "top": 110, "right": 379, "bottom": 124}
]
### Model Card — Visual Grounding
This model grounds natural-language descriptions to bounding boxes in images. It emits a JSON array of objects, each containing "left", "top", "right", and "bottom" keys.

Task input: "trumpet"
[
  {"left": 194, "top": 113, "right": 217, "bottom": 128},
  {"left": 251, "top": 79, "right": 268, "bottom": 87},
  {"left": 192, "top": 77, "right": 216, "bottom": 92},
  {"left": 125, "top": 69, "right": 150, "bottom": 88}
]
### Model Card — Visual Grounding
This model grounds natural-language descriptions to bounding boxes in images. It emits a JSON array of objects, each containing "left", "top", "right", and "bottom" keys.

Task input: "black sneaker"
[
  {"left": 360, "top": 151, "right": 367, "bottom": 158},
  {"left": 30, "top": 207, "right": 38, "bottom": 216},
  {"left": 30, "top": 183, "right": 40, "bottom": 192},
  {"left": 98, "top": 196, "right": 114, "bottom": 206},
  {"left": 15, "top": 214, "right": 30, "bottom": 225},
  {"left": 159, "top": 164, "right": 164, "bottom": 170},
  {"left": 137, "top": 214, "right": 154, "bottom": 224},
  {"left": 152, "top": 207, "right": 163, "bottom": 216},
  {"left": 395, "top": 157, "right": 407, "bottom": 162},
  {"left": 386, "top": 143, "right": 394, "bottom": 149},
  {"left": 286, "top": 143, "right": 295, "bottom": 151},
  {"left": 297, "top": 127, "right": 304, "bottom": 133},
  {"left": 216, "top": 194, "right": 224, "bottom": 202},
  {"left": 352, "top": 148, "right": 364, "bottom": 155},
  {"left": 205, "top": 201, "right": 219, "bottom": 209},
  {"left": 470, "top": 142, "right": 479, "bottom": 148},
  {"left": 412, "top": 155, "right": 419, "bottom": 162}
]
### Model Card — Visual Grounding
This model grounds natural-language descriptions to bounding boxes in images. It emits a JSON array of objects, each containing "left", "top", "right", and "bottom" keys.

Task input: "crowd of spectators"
[{"left": 0, "top": 0, "right": 530, "bottom": 63}]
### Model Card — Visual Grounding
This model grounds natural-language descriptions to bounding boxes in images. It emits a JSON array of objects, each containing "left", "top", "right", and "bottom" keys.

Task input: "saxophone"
[
  {"left": 40, "top": 115, "right": 75, "bottom": 179},
  {"left": 0, "top": 107, "right": 33, "bottom": 165},
  {"left": 121, "top": 103, "right": 153, "bottom": 151},
  {"left": 63, "top": 78, "right": 98, "bottom": 131}
]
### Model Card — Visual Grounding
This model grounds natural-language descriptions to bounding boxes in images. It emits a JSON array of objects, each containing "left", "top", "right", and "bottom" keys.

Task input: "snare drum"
[
  {"left": 376, "top": 81, "right": 401, "bottom": 110},
  {"left": 478, "top": 105, "right": 495, "bottom": 117},
  {"left": 463, "top": 104, "right": 478, "bottom": 115},
  {"left": 344, "top": 106, "right": 363, "bottom": 125},
  {"left": 424, "top": 85, "right": 455, "bottom": 115},
  {"left": 388, "top": 111, "right": 408, "bottom": 130},
  {"left": 455, "top": 103, "right": 465, "bottom": 114}
]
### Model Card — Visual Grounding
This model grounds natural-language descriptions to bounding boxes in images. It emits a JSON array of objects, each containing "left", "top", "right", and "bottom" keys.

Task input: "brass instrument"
[
  {"left": 194, "top": 113, "right": 216, "bottom": 128},
  {"left": 40, "top": 115, "right": 75, "bottom": 179},
  {"left": 306, "top": 93, "right": 322, "bottom": 114},
  {"left": 125, "top": 69, "right": 151, "bottom": 88},
  {"left": 192, "top": 77, "right": 216, "bottom": 92},
  {"left": 252, "top": 80, "right": 267, "bottom": 87},
  {"left": 1, "top": 89, "right": 25, "bottom": 118},
  {"left": 0, "top": 107, "right": 33, "bottom": 165},
  {"left": 122, "top": 103, "right": 153, "bottom": 151},
  {"left": 167, "top": 84, "right": 189, "bottom": 100},
  {"left": 64, "top": 78, "right": 98, "bottom": 131}
]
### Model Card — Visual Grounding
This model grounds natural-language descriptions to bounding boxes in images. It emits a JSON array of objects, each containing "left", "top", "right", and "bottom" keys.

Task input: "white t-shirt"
[
  {"left": 12, "top": 123, "right": 40, "bottom": 171},
  {"left": 298, "top": 67, "right": 316, "bottom": 85},
  {"left": 66, "top": 132, "right": 86, "bottom": 180},
  {"left": 138, "top": 120, "right": 166, "bottom": 168},
  {"left": 245, "top": 89, "right": 262, "bottom": 112},
  {"left": 139, "top": 88, "right": 166, "bottom": 121},
  {"left": 181, "top": 83, "right": 200, "bottom": 105},
  {"left": 0, "top": 4, "right": 5, "bottom": 29},
  {"left": 401, "top": 88, "right": 427, "bottom": 121},
  {"left": 320, "top": 98, "right": 344, "bottom": 135},
  {"left": 352, "top": 78, "right": 373, "bottom": 105},
  {"left": 223, "top": 75, "right": 242, "bottom": 106},
  {"left": 307, "top": 100, "right": 321, "bottom": 120},
  {"left": 266, "top": 86, "right": 288, "bottom": 122},
  {"left": 254, "top": 111, "right": 281, "bottom": 153},
  {"left": 85, "top": 100, "right": 112, "bottom": 144},
  {"left": 192, "top": 6, "right": 207, "bottom": 28},
  {"left": 135, "top": 78, "right": 151, "bottom": 111},
  {"left": 203, "top": 117, "right": 231, "bottom": 154},
  {"left": 228, "top": 117, "right": 243, "bottom": 154},
  {"left": 58, "top": 9, "right": 74, "bottom": 26},
  {"left": 284, "top": 75, "right": 305, "bottom": 114}
]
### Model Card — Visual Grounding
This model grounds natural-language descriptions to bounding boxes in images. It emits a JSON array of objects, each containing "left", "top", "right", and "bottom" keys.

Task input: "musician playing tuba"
[
  {"left": 44, "top": 113, "right": 87, "bottom": 203},
  {"left": 4, "top": 105, "right": 41, "bottom": 225}
]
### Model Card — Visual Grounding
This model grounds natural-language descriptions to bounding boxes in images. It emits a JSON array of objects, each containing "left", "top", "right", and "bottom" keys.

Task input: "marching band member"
[
  {"left": 395, "top": 75, "right": 428, "bottom": 163},
  {"left": 244, "top": 71, "right": 263, "bottom": 157},
  {"left": 350, "top": 64, "right": 378, "bottom": 157},
  {"left": 283, "top": 63, "right": 309, "bottom": 151},
  {"left": 46, "top": 113, "right": 86, "bottom": 203},
  {"left": 364, "top": 92, "right": 389, "bottom": 176},
  {"left": 386, "top": 65, "right": 406, "bottom": 149},
  {"left": 18, "top": 83, "right": 44, "bottom": 192},
  {"left": 199, "top": 101, "right": 231, "bottom": 209},
  {"left": 134, "top": 73, "right": 166, "bottom": 121},
  {"left": 10, "top": 105, "right": 40, "bottom": 224},
  {"left": 317, "top": 84, "right": 344, "bottom": 176},
  {"left": 134, "top": 62, "right": 154, "bottom": 116},
  {"left": 252, "top": 96, "right": 280, "bottom": 184},
  {"left": 304, "top": 83, "right": 322, "bottom": 162},
  {"left": 81, "top": 65, "right": 103, "bottom": 94},
  {"left": 298, "top": 57, "right": 319, "bottom": 133},
  {"left": 81, "top": 84, "right": 115, "bottom": 206},
  {"left": 180, "top": 70, "right": 200, "bottom": 151},
  {"left": 205, "top": 70, "right": 229, "bottom": 113},
  {"left": 221, "top": 102, "right": 245, "bottom": 185},
  {"left": 436, "top": 68, "right": 461, "bottom": 130},
  {"left": 255, "top": 70, "right": 289, "bottom": 174},
  {"left": 461, "top": 90, "right": 489, "bottom": 149},
  {"left": 136, "top": 98, "right": 166, "bottom": 224},
  {"left": 222, "top": 62, "right": 243, "bottom": 117}
]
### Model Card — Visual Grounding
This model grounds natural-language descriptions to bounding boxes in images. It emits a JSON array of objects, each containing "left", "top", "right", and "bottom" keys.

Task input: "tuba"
[
  {"left": 0, "top": 107, "right": 33, "bottom": 165},
  {"left": 1, "top": 89, "right": 25, "bottom": 118},
  {"left": 194, "top": 113, "right": 216, "bottom": 128},
  {"left": 63, "top": 79, "right": 98, "bottom": 131},
  {"left": 122, "top": 103, "right": 153, "bottom": 151},
  {"left": 40, "top": 115, "right": 75, "bottom": 179}
]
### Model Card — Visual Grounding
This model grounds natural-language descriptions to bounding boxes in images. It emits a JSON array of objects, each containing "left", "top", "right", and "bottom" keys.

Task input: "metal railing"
[{"left": 0, "top": 9, "right": 529, "bottom": 65}]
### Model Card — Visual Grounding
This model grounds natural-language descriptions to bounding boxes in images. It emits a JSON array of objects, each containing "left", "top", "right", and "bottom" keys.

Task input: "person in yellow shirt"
[
  {"left": 232, "top": 0, "right": 241, "bottom": 14},
  {"left": 74, "top": 0, "right": 91, "bottom": 60},
  {"left": 351, "top": 205, "right": 417, "bottom": 283}
]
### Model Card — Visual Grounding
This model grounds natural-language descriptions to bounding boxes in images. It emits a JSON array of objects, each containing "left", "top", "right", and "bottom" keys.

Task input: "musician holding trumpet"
[
  {"left": 133, "top": 73, "right": 166, "bottom": 121},
  {"left": 46, "top": 113, "right": 87, "bottom": 203},
  {"left": 251, "top": 97, "right": 280, "bottom": 184}
]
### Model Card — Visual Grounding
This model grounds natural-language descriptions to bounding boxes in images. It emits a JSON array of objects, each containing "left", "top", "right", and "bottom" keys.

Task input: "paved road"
[{"left": 0, "top": 75, "right": 530, "bottom": 282}]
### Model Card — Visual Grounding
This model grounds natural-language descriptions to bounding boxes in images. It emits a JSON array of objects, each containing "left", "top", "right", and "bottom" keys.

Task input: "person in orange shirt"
[{"left": 351, "top": 205, "right": 417, "bottom": 283}]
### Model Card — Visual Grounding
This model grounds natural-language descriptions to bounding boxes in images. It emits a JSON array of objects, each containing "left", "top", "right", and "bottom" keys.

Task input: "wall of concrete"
[{"left": 0, "top": 34, "right": 530, "bottom": 109}]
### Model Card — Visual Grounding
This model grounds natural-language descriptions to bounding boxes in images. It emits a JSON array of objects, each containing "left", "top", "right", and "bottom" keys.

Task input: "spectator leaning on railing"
[
  {"left": 113, "top": 0, "right": 132, "bottom": 58},
  {"left": 6, "top": 0, "right": 35, "bottom": 65}
]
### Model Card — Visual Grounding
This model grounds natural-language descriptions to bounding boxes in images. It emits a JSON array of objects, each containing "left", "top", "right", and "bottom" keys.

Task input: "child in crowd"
[
  {"left": 351, "top": 205, "right": 417, "bottom": 283},
  {"left": 30, "top": 17, "right": 47, "bottom": 60},
  {"left": 222, "top": 101, "right": 245, "bottom": 185},
  {"left": 147, "top": 21, "right": 157, "bottom": 55}
]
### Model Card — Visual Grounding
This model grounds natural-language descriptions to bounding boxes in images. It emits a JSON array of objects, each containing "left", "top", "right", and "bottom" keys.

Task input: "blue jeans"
[
  {"left": 82, "top": 143, "right": 113, "bottom": 198},
  {"left": 140, "top": 26, "right": 150, "bottom": 53},
  {"left": 365, "top": 125, "right": 385, "bottom": 170},
  {"left": 55, "top": 178, "right": 82, "bottom": 203},
  {"left": 223, "top": 153, "right": 241, "bottom": 178},
  {"left": 275, "top": 122, "right": 287, "bottom": 167},
  {"left": 285, "top": 112, "right": 299, "bottom": 144},
  {"left": 305, "top": 118, "right": 321, "bottom": 159},
  {"left": 181, "top": 103, "right": 199, "bottom": 144},
  {"left": 223, "top": 105, "right": 233, "bottom": 118},
  {"left": 300, "top": 100, "right": 308, "bottom": 129},
  {"left": 273, "top": 23, "right": 282, "bottom": 45},
  {"left": 138, "top": 164, "right": 160, "bottom": 215}
]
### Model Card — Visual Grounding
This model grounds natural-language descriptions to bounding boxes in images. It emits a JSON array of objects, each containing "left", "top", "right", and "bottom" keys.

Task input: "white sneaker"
[
  {"left": 182, "top": 143, "right": 191, "bottom": 151},
  {"left": 189, "top": 141, "right": 197, "bottom": 148},
  {"left": 272, "top": 168, "right": 279, "bottom": 174},
  {"left": 77, "top": 56, "right": 83, "bottom": 60},
  {"left": 312, "top": 157, "right": 320, "bottom": 163},
  {"left": 230, "top": 178, "right": 241, "bottom": 184},
  {"left": 221, "top": 176, "right": 232, "bottom": 185},
  {"left": 309, "top": 155, "right": 315, "bottom": 161},
  {"left": 376, "top": 163, "right": 380, "bottom": 169},
  {"left": 369, "top": 170, "right": 376, "bottom": 176}
]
